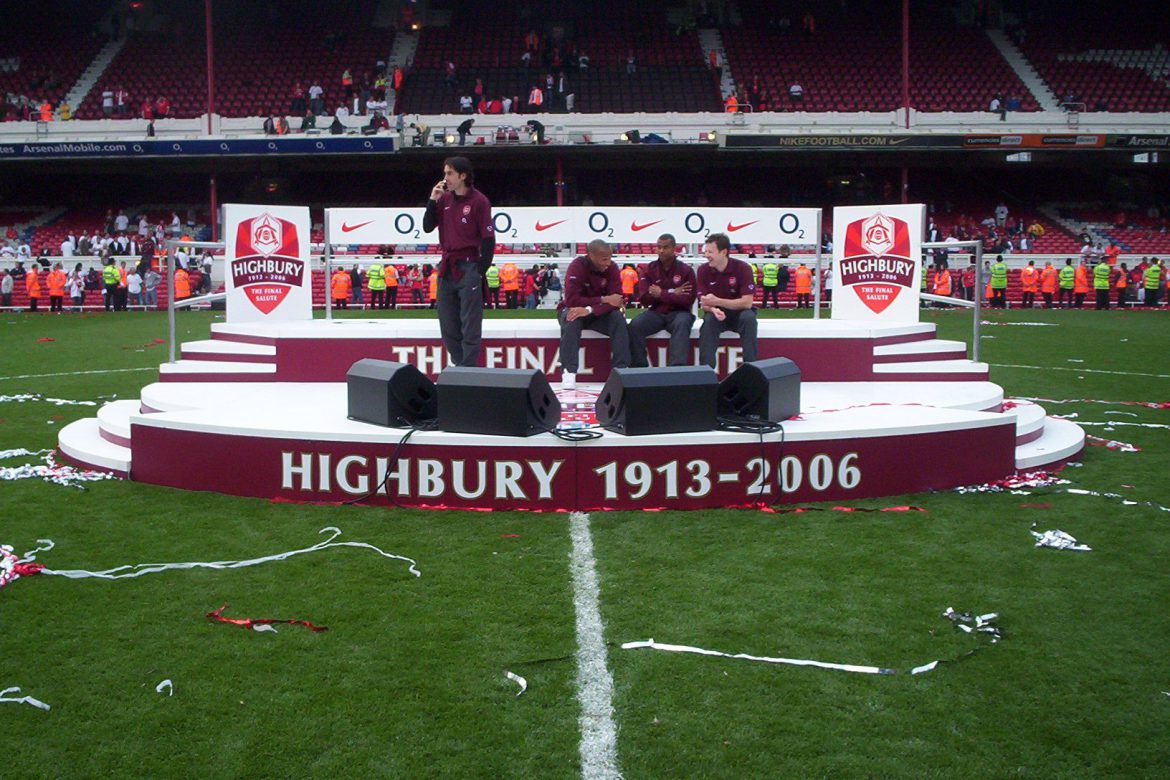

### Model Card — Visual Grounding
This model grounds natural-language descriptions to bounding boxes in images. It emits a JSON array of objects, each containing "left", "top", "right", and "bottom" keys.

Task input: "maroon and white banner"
[
  {"left": 129, "top": 422, "right": 1016, "bottom": 511},
  {"left": 224, "top": 204, "right": 311, "bottom": 323},
  {"left": 831, "top": 204, "right": 926, "bottom": 322},
  {"left": 326, "top": 207, "right": 821, "bottom": 246}
]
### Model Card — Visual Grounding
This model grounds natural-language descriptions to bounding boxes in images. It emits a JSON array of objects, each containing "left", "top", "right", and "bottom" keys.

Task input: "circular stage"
[{"left": 59, "top": 318, "right": 1084, "bottom": 511}]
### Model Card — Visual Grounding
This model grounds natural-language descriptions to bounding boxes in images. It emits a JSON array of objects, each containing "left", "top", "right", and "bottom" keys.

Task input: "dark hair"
[
  {"left": 704, "top": 232, "right": 730, "bottom": 253},
  {"left": 657, "top": 233, "right": 676, "bottom": 245},
  {"left": 444, "top": 155, "right": 474, "bottom": 187}
]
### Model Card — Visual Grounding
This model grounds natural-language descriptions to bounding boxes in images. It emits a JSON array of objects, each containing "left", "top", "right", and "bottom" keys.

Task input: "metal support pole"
[
  {"left": 973, "top": 243, "right": 983, "bottom": 363},
  {"left": 166, "top": 243, "right": 176, "bottom": 363},
  {"left": 812, "top": 210, "right": 824, "bottom": 319},
  {"left": 324, "top": 221, "right": 333, "bottom": 321},
  {"left": 205, "top": 0, "right": 215, "bottom": 135}
]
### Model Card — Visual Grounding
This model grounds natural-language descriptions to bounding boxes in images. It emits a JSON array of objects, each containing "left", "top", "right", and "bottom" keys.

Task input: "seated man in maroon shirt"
[
  {"left": 628, "top": 233, "right": 696, "bottom": 367},
  {"left": 556, "top": 239, "right": 630, "bottom": 389},
  {"left": 697, "top": 232, "right": 758, "bottom": 369}
]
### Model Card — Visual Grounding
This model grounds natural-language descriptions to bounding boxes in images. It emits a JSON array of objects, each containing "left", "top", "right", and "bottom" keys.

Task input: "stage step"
[
  {"left": 181, "top": 339, "right": 277, "bottom": 362},
  {"left": 58, "top": 417, "right": 131, "bottom": 475},
  {"left": 871, "top": 359, "right": 990, "bottom": 380},
  {"left": 1002, "top": 399, "right": 1046, "bottom": 444},
  {"left": 1015, "top": 417, "right": 1085, "bottom": 471},
  {"left": 159, "top": 360, "right": 278, "bottom": 382},
  {"left": 872, "top": 339, "right": 968, "bottom": 362},
  {"left": 96, "top": 399, "right": 138, "bottom": 446}
]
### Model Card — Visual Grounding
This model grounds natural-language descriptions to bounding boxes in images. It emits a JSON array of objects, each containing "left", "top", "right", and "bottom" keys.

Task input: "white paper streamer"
[
  {"left": 40, "top": 526, "right": 421, "bottom": 579},
  {"left": 253, "top": 624, "right": 278, "bottom": 633},
  {"left": 505, "top": 671, "right": 528, "bottom": 696},
  {"left": 0, "top": 393, "right": 100, "bottom": 407},
  {"left": 0, "top": 686, "right": 51, "bottom": 711},
  {"left": 624, "top": 609, "right": 1001, "bottom": 676},
  {"left": 1030, "top": 527, "right": 1091, "bottom": 552},
  {"left": 155, "top": 679, "right": 173, "bottom": 696}
]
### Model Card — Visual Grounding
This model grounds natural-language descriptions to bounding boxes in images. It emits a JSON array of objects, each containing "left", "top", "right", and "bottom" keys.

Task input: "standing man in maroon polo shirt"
[
  {"left": 697, "top": 232, "right": 758, "bottom": 370},
  {"left": 628, "top": 233, "right": 696, "bottom": 367},
  {"left": 423, "top": 156, "right": 495, "bottom": 367},
  {"left": 557, "top": 239, "right": 631, "bottom": 389}
]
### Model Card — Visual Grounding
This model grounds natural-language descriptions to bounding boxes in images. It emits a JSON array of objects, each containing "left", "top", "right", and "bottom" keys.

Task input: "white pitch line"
[
  {"left": 992, "top": 363, "right": 1170, "bottom": 380},
  {"left": 568, "top": 511, "right": 621, "bottom": 780},
  {"left": 0, "top": 367, "right": 155, "bottom": 382}
]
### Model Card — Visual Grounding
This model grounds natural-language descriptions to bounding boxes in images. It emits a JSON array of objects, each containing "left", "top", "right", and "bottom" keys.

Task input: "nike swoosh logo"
[
  {"left": 727, "top": 221, "right": 757, "bottom": 232},
  {"left": 535, "top": 220, "right": 567, "bottom": 231},
  {"left": 341, "top": 221, "right": 374, "bottom": 232},
  {"left": 631, "top": 220, "right": 662, "bottom": 231}
]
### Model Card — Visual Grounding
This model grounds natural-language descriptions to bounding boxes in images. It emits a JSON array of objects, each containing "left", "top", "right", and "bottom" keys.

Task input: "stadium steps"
[
  {"left": 180, "top": 339, "right": 278, "bottom": 362},
  {"left": 58, "top": 417, "right": 130, "bottom": 476},
  {"left": 872, "top": 338, "right": 968, "bottom": 363},
  {"left": 158, "top": 360, "right": 278, "bottom": 382},
  {"left": 1015, "top": 416, "right": 1085, "bottom": 471},
  {"left": 985, "top": 29, "right": 1061, "bottom": 111},
  {"left": 871, "top": 359, "right": 990, "bottom": 381}
]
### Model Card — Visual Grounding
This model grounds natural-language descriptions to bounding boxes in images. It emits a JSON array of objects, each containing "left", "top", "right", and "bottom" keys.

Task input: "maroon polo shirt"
[
  {"left": 698, "top": 257, "right": 756, "bottom": 306},
  {"left": 427, "top": 186, "right": 493, "bottom": 279},
  {"left": 638, "top": 257, "right": 697, "bottom": 314},
  {"left": 558, "top": 255, "right": 623, "bottom": 314}
]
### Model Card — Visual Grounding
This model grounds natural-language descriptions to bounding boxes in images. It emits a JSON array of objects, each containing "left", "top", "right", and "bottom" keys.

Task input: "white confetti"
[
  {"left": 252, "top": 624, "right": 278, "bottom": 633},
  {"left": 155, "top": 679, "right": 173, "bottom": 696},
  {"left": 1030, "top": 527, "right": 1092, "bottom": 552}
]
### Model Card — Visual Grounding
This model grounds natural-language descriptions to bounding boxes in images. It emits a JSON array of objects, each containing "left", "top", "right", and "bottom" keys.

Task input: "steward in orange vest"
[
  {"left": 1019, "top": 261, "right": 1039, "bottom": 308},
  {"left": 331, "top": 268, "right": 351, "bottom": 308}
]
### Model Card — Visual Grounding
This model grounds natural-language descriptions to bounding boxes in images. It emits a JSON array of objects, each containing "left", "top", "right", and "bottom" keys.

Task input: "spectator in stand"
[
  {"left": 170, "top": 212, "right": 181, "bottom": 238},
  {"left": 626, "top": 50, "right": 636, "bottom": 74},
  {"left": 290, "top": 82, "right": 305, "bottom": 115},
  {"left": 115, "top": 86, "right": 129, "bottom": 117},
  {"left": 959, "top": 261, "right": 976, "bottom": 301},
  {"left": 102, "top": 88, "right": 114, "bottom": 117},
  {"left": 341, "top": 68, "right": 353, "bottom": 97},
  {"left": 300, "top": 110, "right": 316, "bottom": 132},
  {"left": 789, "top": 82, "right": 804, "bottom": 105},
  {"left": 309, "top": 82, "right": 325, "bottom": 115},
  {"left": 115, "top": 210, "right": 130, "bottom": 234},
  {"left": 989, "top": 95, "right": 1006, "bottom": 121},
  {"left": 0, "top": 268, "right": 11, "bottom": 308},
  {"left": 367, "top": 110, "right": 390, "bottom": 133},
  {"left": 459, "top": 93, "right": 473, "bottom": 113},
  {"left": 154, "top": 96, "right": 170, "bottom": 118},
  {"left": 527, "top": 84, "right": 543, "bottom": 112},
  {"left": 141, "top": 97, "right": 154, "bottom": 120}
]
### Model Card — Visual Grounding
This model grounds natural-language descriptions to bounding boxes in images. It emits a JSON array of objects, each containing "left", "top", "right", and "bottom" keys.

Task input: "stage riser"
[
  {"left": 165, "top": 337, "right": 987, "bottom": 383},
  {"left": 128, "top": 423, "right": 1017, "bottom": 511}
]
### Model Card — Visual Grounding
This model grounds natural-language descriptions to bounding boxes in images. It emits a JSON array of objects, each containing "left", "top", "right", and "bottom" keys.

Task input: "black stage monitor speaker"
[
  {"left": 436, "top": 367, "right": 560, "bottom": 436},
  {"left": 347, "top": 359, "right": 437, "bottom": 427},
  {"left": 718, "top": 358, "right": 801, "bottom": 422},
  {"left": 596, "top": 366, "right": 717, "bottom": 436}
]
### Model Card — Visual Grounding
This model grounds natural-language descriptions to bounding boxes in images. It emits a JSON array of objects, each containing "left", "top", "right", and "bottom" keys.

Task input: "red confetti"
[
  {"left": 500, "top": 533, "right": 521, "bottom": 538},
  {"left": 36, "top": 337, "right": 55, "bottom": 343},
  {"left": 770, "top": 505, "right": 925, "bottom": 515},
  {"left": 206, "top": 603, "right": 327, "bottom": 633}
]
